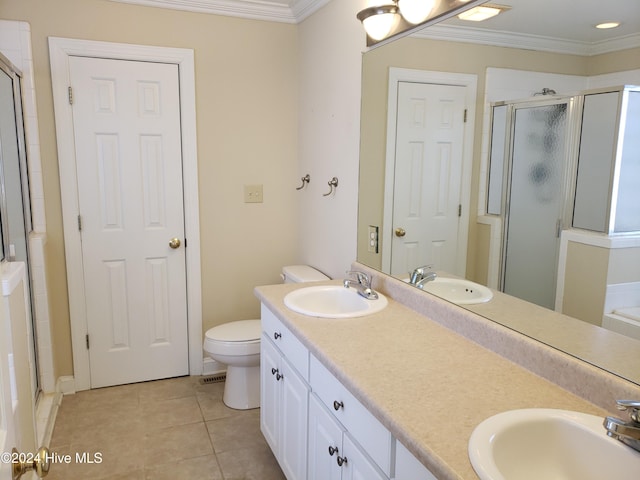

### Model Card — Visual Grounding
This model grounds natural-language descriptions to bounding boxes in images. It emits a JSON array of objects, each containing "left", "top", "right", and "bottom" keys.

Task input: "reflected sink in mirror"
[
  {"left": 415, "top": 277, "right": 493, "bottom": 305},
  {"left": 469, "top": 409, "right": 640, "bottom": 480},
  {"left": 284, "top": 285, "right": 388, "bottom": 318}
]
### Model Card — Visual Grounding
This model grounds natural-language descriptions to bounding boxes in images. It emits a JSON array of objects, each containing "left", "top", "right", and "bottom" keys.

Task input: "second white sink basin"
[
  {"left": 284, "top": 285, "right": 388, "bottom": 318},
  {"left": 421, "top": 277, "right": 493, "bottom": 305},
  {"left": 469, "top": 408, "right": 640, "bottom": 480}
]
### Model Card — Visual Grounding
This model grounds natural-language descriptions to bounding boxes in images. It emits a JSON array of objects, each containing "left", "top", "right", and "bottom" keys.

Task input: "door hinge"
[
  {"left": 463, "top": 109, "right": 468, "bottom": 123},
  {"left": 458, "top": 204, "right": 462, "bottom": 217},
  {"left": 77, "top": 214, "right": 82, "bottom": 231},
  {"left": 86, "top": 334, "right": 90, "bottom": 349},
  {"left": 68, "top": 86, "right": 73, "bottom": 105}
]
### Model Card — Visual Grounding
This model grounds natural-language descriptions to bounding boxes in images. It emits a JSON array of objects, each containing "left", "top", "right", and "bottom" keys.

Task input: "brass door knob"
[
  {"left": 12, "top": 446, "right": 50, "bottom": 479},
  {"left": 395, "top": 227, "right": 406, "bottom": 237},
  {"left": 168, "top": 238, "right": 181, "bottom": 249}
]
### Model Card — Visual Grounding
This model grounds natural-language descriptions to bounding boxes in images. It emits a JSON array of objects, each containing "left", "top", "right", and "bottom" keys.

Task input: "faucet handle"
[
  {"left": 616, "top": 400, "right": 640, "bottom": 422},
  {"left": 345, "top": 270, "right": 371, "bottom": 287}
]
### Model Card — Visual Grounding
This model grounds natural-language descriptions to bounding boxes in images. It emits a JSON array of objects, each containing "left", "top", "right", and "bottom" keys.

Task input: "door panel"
[
  {"left": 69, "top": 56, "right": 188, "bottom": 388},
  {"left": 391, "top": 82, "right": 466, "bottom": 276},
  {"left": 503, "top": 102, "right": 568, "bottom": 309}
]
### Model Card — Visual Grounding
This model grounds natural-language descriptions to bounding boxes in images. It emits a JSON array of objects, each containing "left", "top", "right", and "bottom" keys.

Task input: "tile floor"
[{"left": 47, "top": 376, "right": 286, "bottom": 480}]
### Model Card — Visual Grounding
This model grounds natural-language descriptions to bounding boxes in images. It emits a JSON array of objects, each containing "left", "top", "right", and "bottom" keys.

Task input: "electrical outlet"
[
  {"left": 244, "top": 184, "right": 263, "bottom": 203},
  {"left": 368, "top": 225, "right": 379, "bottom": 253}
]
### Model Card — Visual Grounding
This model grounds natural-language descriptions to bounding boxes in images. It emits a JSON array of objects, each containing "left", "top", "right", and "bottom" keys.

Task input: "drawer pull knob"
[
  {"left": 271, "top": 367, "right": 278, "bottom": 375},
  {"left": 328, "top": 446, "right": 338, "bottom": 456},
  {"left": 337, "top": 455, "right": 348, "bottom": 467},
  {"left": 274, "top": 332, "right": 282, "bottom": 340},
  {"left": 333, "top": 400, "right": 344, "bottom": 411},
  {"left": 276, "top": 373, "right": 283, "bottom": 381}
]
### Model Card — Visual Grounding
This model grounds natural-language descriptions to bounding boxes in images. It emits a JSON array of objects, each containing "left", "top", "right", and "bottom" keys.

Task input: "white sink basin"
[
  {"left": 420, "top": 277, "right": 492, "bottom": 305},
  {"left": 284, "top": 285, "right": 388, "bottom": 318},
  {"left": 469, "top": 408, "right": 640, "bottom": 480}
]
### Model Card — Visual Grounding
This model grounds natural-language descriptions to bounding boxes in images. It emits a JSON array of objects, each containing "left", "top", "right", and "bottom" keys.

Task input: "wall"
[
  {"left": 563, "top": 242, "right": 609, "bottom": 326},
  {"left": 296, "top": 0, "right": 365, "bottom": 279},
  {"left": 0, "top": 0, "right": 300, "bottom": 377}
]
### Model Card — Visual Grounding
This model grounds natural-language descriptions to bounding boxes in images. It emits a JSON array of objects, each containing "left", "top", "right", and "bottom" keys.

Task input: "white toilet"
[{"left": 203, "top": 265, "right": 329, "bottom": 409}]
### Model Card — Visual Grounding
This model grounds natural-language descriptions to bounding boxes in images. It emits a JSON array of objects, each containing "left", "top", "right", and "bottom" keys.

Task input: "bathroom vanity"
[{"left": 255, "top": 267, "right": 640, "bottom": 479}]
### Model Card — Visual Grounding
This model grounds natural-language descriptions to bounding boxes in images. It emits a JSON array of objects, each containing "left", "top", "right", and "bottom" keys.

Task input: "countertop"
[{"left": 254, "top": 280, "right": 611, "bottom": 480}]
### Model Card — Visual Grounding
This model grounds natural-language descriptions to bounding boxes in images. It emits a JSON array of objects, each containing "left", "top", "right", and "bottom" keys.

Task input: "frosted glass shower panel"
[
  {"left": 487, "top": 104, "right": 508, "bottom": 215},
  {"left": 614, "top": 90, "right": 640, "bottom": 232},
  {"left": 503, "top": 103, "right": 568, "bottom": 309},
  {"left": 572, "top": 92, "right": 618, "bottom": 232}
]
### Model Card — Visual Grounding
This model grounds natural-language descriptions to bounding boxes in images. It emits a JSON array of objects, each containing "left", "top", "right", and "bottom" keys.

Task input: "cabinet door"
[
  {"left": 280, "top": 358, "right": 309, "bottom": 480},
  {"left": 260, "top": 334, "right": 281, "bottom": 453},
  {"left": 308, "top": 394, "right": 343, "bottom": 480},
  {"left": 342, "top": 434, "right": 388, "bottom": 480}
]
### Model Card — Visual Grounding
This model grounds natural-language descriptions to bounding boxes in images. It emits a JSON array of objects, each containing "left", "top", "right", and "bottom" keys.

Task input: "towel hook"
[
  {"left": 296, "top": 174, "right": 310, "bottom": 190},
  {"left": 323, "top": 177, "right": 339, "bottom": 196}
]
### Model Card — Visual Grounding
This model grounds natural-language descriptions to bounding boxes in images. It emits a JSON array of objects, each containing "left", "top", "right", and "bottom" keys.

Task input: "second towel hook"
[
  {"left": 323, "top": 177, "right": 339, "bottom": 196},
  {"left": 296, "top": 174, "right": 310, "bottom": 190}
]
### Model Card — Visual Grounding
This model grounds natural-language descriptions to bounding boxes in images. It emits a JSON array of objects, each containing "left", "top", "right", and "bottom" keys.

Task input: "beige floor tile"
[
  {"left": 196, "top": 391, "right": 244, "bottom": 422},
  {"left": 141, "top": 395, "right": 203, "bottom": 431},
  {"left": 143, "top": 454, "right": 223, "bottom": 480},
  {"left": 143, "top": 422, "right": 213, "bottom": 464},
  {"left": 48, "top": 377, "right": 284, "bottom": 480},
  {"left": 216, "top": 445, "right": 286, "bottom": 480},
  {"left": 206, "top": 410, "right": 266, "bottom": 454},
  {"left": 138, "top": 376, "right": 198, "bottom": 402}
]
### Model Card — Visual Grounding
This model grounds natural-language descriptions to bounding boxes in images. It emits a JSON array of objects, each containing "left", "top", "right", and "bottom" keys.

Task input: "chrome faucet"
[
  {"left": 408, "top": 265, "right": 437, "bottom": 289},
  {"left": 344, "top": 270, "right": 379, "bottom": 300},
  {"left": 603, "top": 400, "right": 640, "bottom": 453}
]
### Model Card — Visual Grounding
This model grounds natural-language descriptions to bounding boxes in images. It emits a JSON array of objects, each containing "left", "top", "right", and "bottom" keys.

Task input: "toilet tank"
[{"left": 281, "top": 265, "right": 330, "bottom": 284}]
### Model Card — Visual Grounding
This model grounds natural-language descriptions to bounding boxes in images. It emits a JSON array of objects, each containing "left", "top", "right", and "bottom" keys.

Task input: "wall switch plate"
[
  {"left": 244, "top": 184, "right": 263, "bottom": 203},
  {"left": 368, "top": 225, "right": 379, "bottom": 253}
]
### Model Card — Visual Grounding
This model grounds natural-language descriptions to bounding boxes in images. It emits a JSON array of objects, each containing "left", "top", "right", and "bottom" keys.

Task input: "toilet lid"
[{"left": 206, "top": 319, "right": 261, "bottom": 342}]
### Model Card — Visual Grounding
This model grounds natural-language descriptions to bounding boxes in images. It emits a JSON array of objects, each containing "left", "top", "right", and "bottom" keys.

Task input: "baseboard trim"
[{"left": 56, "top": 375, "right": 76, "bottom": 395}]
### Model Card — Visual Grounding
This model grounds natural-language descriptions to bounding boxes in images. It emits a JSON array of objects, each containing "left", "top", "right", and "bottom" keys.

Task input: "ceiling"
[{"left": 110, "top": 0, "right": 640, "bottom": 55}]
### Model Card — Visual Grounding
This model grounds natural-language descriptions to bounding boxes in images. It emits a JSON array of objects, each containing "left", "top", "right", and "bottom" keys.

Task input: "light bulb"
[{"left": 398, "top": 0, "right": 436, "bottom": 25}]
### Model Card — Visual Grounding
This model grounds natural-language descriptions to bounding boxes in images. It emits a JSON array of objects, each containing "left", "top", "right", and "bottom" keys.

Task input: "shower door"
[{"left": 501, "top": 99, "right": 571, "bottom": 309}]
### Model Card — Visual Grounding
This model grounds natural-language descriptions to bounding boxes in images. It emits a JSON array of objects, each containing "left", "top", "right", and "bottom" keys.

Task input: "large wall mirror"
[{"left": 357, "top": 0, "right": 640, "bottom": 384}]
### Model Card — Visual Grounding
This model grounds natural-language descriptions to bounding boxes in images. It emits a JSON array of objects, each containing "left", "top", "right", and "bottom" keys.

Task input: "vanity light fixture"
[
  {"left": 356, "top": 0, "right": 437, "bottom": 40},
  {"left": 357, "top": 0, "right": 489, "bottom": 46},
  {"left": 457, "top": 4, "right": 509, "bottom": 21},
  {"left": 356, "top": 3, "right": 400, "bottom": 41},
  {"left": 596, "top": 22, "right": 621, "bottom": 29}
]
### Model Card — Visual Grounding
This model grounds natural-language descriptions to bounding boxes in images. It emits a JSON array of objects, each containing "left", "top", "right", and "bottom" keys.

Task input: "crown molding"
[
  {"left": 413, "top": 24, "right": 640, "bottom": 57},
  {"left": 109, "top": 0, "right": 329, "bottom": 23}
]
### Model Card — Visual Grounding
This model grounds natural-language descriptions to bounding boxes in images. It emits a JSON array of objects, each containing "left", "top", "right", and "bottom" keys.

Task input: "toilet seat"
[{"left": 204, "top": 319, "right": 261, "bottom": 356}]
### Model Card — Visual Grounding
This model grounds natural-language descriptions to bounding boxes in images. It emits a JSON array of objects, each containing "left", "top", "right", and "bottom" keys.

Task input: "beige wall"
[
  {"left": 563, "top": 242, "right": 609, "bottom": 326},
  {"left": 1, "top": 0, "right": 300, "bottom": 378}
]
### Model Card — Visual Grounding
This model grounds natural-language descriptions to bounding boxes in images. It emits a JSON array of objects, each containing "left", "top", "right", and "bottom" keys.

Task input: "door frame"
[
  {"left": 382, "top": 68, "right": 477, "bottom": 276},
  {"left": 49, "top": 37, "right": 202, "bottom": 391}
]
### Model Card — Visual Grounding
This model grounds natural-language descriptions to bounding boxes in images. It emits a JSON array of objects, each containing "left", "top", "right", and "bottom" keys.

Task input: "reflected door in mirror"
[{"left": 390, "top": 82, "right": 466, "bottom": 276}]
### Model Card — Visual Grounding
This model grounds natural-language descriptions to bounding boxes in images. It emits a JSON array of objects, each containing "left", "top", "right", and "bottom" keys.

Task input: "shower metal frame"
[{"left": 488, "top": 95, "right": 582, "bottom": 296}]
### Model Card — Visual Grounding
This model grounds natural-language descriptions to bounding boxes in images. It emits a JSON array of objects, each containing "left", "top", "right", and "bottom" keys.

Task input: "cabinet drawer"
[
  {"left": 261, "top": 304, "right": 309, "bottom": 380},
  {"left": 309, "top": 354, "right": 393, "bottom": 476}
]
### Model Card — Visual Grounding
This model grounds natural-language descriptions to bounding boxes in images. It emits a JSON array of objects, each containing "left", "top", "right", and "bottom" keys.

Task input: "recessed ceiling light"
[
  {"left": 457, "top": 4, "right": 510, "bottom": 22},
  {"left": 596, "top": 22, "right": 621, "bottom": 29}
]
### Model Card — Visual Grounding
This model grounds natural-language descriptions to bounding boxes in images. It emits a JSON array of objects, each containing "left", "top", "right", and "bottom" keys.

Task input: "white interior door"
[
  {"left": 390, "top": 82, "right": 466, "bottom": 276},
  {"left": 69, "top": 56, "right": 189, "bottom": 388}
]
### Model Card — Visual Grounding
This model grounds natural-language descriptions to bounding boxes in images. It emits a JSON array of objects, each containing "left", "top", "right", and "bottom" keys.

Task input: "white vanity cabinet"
[
  {"left": 308, "top": 393, "right": 388, "bottom": 480},
  {"left": 260, "top": 305, "right": 310, "bottom": 480},
  {"left": 260, "top": 303, "right": 437, "bottom": 480}
]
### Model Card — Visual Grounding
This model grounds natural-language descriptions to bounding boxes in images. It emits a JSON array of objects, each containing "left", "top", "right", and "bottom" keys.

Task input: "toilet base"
[{"left": 223, "top": 364, "right": 260, "bottom": 410}]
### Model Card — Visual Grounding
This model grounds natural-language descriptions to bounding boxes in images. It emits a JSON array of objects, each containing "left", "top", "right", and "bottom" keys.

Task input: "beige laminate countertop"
[{"left": 255, "top": 281, "right": 610, "bottom": 480}]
